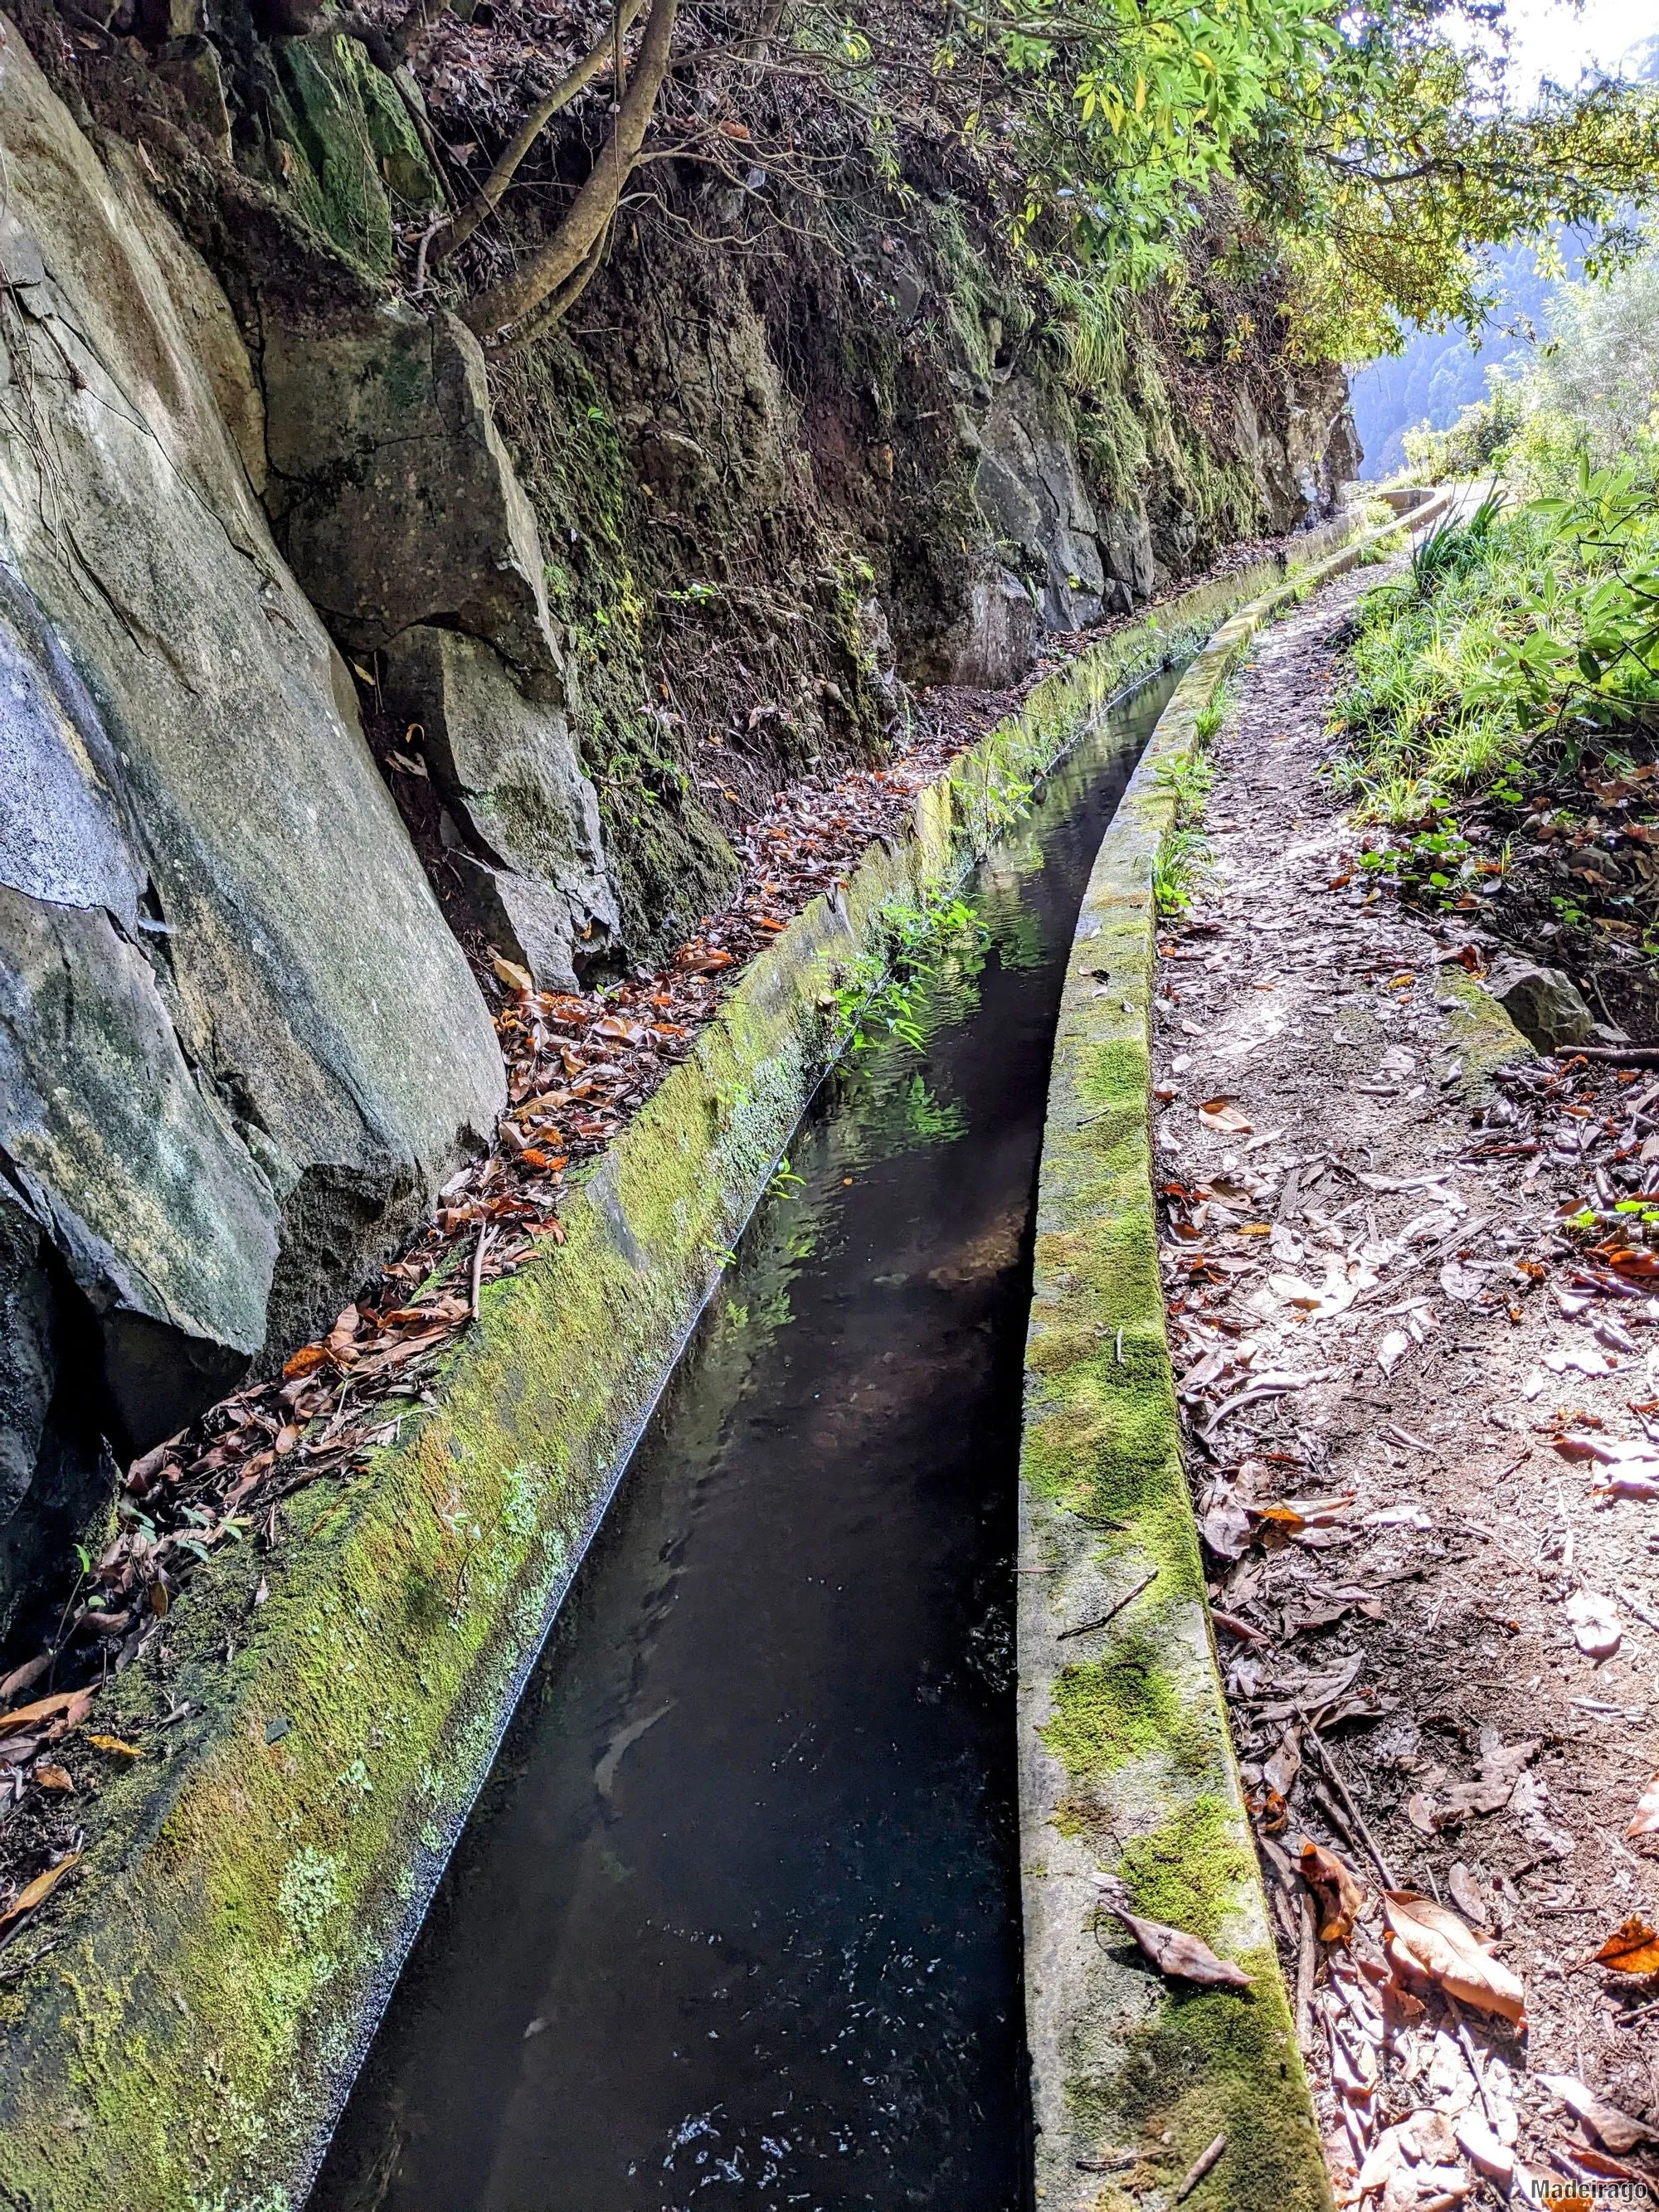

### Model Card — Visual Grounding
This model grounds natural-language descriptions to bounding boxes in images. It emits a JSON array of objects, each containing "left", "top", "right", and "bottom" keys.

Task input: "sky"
[{"left": 1500, "top": 0, "right": 1659, "bottom": 93}]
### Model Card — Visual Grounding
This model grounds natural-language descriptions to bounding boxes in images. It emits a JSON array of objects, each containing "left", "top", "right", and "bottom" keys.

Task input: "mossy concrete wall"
[
  {"left": 1016, "top": 497, "right": 1452, "bottom": 2212},
  {"left": 0, "top": 532, "right": 1362, "bottom": 2212}
]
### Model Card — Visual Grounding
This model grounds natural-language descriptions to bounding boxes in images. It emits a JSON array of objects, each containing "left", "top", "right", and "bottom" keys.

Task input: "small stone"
[{"left": 1484, "top": 960, "right": 1594, "bottom": 1054}]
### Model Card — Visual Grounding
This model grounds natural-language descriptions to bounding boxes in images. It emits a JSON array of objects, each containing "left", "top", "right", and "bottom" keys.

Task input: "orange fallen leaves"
[
  {"left": 0, "top": 1852, "right": 81, "bottom": 1934},
  {"left": 0, "top": 1688, "right": 90, "bottom": 1738},
  {"left": 85, "top": 1734, "right": 143, "bottom": 1759},
  {"left": 1198, "top": 1096, "right": 1253, "bottom": 1135},
  {"left": 1299, "top": 1839, "right": 1365, "bottom": 1942},
  {"left": 1594, "top": 1915, "right": 1659, "bottom": 1975}
]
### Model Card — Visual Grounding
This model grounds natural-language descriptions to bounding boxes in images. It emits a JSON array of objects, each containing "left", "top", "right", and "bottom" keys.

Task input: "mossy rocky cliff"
[{"left": 0, "top": 0, "right": 1357, "bottom": 1636}]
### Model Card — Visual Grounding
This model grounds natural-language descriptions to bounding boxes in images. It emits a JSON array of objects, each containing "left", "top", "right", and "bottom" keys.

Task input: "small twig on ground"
[
  {"left": 1174, "top": 2132, "right": 1227, "bottom": 2204},
  {"left": 1301, "top": 1723, "right": 1397, "bottom": 1888},
  {"left": 1445, "top": 1993, "right": 1496, "bottom": 2126},
  {"left": 469, "top": 1223, "right": 492, "bottom": 1322},
  {"left": 1057, "top": 1568, "right": 1159, "bottom": 1641},
  {"left": 1295, "top": 1887, "right": 1316, "bottom": 2054},
  {"left": 1572, "top": 1045, "right": 1659, "bottom": 1067}
]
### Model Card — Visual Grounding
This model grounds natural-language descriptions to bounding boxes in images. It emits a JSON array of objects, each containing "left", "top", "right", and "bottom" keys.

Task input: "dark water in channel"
[{"left": 311, "top": 666, "right": 1180, "bottom": 2212}]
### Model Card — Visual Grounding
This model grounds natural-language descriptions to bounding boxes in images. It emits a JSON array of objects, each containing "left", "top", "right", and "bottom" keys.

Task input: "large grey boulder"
[
  {"left": 260, "top": 300, "right": 562, "bottom": 696},
  {"left": 1486, "top": 960, "right": 1596, "bottom": 1055},
  {"left": 380, "top": 626, "right": 619, "bottom": 989},
  {"left": 0, "top": 27, "right": 504, "bottom": 1632}
]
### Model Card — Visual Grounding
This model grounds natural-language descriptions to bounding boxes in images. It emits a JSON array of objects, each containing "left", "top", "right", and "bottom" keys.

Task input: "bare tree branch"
[
  {"left": 434, "top": 0, "right": 649, "bottom": 267},
  {"left": 463, "top": 0, "right": 678, "bottom": 341},
  {"left": 488, "top": 221, "right": 611, "bottom": 352}
]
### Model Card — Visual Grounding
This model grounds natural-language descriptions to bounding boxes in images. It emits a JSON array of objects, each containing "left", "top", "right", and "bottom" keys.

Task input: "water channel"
[{"left": 311, "top": 663, "right": 1182, "bottom": 2212}]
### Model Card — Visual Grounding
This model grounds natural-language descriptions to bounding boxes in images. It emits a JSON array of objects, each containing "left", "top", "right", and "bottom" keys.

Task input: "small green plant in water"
[{"left": 832, "top": 890, "right": 985, "bottom": 1052}]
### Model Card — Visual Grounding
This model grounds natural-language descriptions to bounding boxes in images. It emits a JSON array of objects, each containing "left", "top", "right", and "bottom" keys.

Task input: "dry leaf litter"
[{"left": 1155, "top": 557, "right": 1659, "bottom": 2210}]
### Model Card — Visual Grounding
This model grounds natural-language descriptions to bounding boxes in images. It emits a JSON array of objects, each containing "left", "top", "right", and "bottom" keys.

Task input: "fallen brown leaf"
[
  {"left": 1261, "top": 1728, "right": 1301, "bottom": 1826},
  {"left": 1384, "top": 1890, "right": 1526, "bottom": 2023},
  {"left": 0, "top": 1653, "right": 51, "bottom": 1704},
  {"left": 1199, "top": 1097, "right": 1253, "bottom": 1135},
  {"left": 0, "top": 1689, "right": 83, "bottom": 1738},
  {"left": 1092, "top": 1883, "right": 1253, "bottom": 1991},
  {"left": 1299, "top": 1838, "right": 1365, "bottom": 1942},
  {"left": 1540, "top": 2074, "right": 1657, "bottom": 2154},
  {"left": 490, "top": 953, "right": 534, "bottom": 993},
  {"left": 1454, "top": 2116, "right": 1514, "bottom": 2187},
  {"left": 1567, "top": 2142, "right": 1656, "bottom": 2192},
  {"left": 33, "top": 1763, "right": 74, "bottom": 1791},
  {"left": 0, "top": 1851, "right": 81, "bottom": 1934},
  {"left": 1447, "top": 1863, "right": 1487, "bottom": 1927},
  {"left": 1594, "top": 1915, "right": 1659, "bottom": 1975},
  {"left": 85, "top": 1734, "right": 143, "bottom": 1759}
]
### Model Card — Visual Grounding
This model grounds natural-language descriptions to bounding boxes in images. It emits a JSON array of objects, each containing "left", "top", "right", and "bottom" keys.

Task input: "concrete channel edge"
[
  {"left": 1015, "top": 498, "right": 1461, "bottom": 2212},
  {"left": 0, "top": 518, "right": 1379, "bottom": 2212}
]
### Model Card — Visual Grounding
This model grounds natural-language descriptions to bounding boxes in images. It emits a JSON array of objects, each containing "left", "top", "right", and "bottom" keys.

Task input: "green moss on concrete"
[
  {"left": 1092, "top": 1967, "right": 1327, "bottom": 2212},
  {"left": 0, "top": 555, "right": 1305, "bottom": 2212},
  {"left": 1044, "top": 1635, "right": 1214, "bottom": 1784},
  {"left": 1117, "top": 1796, "right": 1250, "bottom": 1944},
  {"left": 1017, "top": 514, "right": 1436, "bottom": 2212}
]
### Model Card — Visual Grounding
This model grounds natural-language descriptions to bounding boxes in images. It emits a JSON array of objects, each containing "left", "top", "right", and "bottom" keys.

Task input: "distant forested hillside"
[
  {"left": 1351, "top": 32, "right": 1659, "bottom": 478},
  {"left": 1349, "top": 239, "right": 1566, "bottom": 477}
]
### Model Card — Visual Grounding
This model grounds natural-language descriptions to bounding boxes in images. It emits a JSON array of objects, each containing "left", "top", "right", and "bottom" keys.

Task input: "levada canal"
[{"left": 312, "top": 664, "right": 1182, "bottom": 2212}]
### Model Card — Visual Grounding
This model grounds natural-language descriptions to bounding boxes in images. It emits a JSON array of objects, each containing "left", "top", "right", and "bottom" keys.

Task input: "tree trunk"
[
  {"left": 432, "top": 0, "right": 648, "bottom": 269},
  {"left": 462, "top": 0, "right": 677, "bottom": 342}
]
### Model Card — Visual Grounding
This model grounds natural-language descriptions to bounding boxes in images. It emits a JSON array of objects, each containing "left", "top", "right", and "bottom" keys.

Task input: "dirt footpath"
[{"left": 1155, "top": 559, "right": 1659, "bottom": 2210}]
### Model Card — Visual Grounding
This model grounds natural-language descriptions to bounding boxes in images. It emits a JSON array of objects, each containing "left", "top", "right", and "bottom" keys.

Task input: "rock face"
[
  {"left": 258, "top": 294, "right": 624, "bottom": 984},
  {"left": 379, "top": 626, "right": 620, "bottom": 989},
  {"left": 975, "top": 377, "right": 1121, "bottom": 630},
  {"left": 261, "top": 302, "right": 563, "bottom": 694},
  {"left": 0, "top": 27, "right": 504, "bottom": 1635},
  {"left": 969, "top": 375, "right": 1158, "bottom": 633},
  {"left": 1486, "top": 960, "right": 1597, "bottom": 1055},
  {"left": 941, "top": 569, "right": 1043, "bottom": 689}
]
